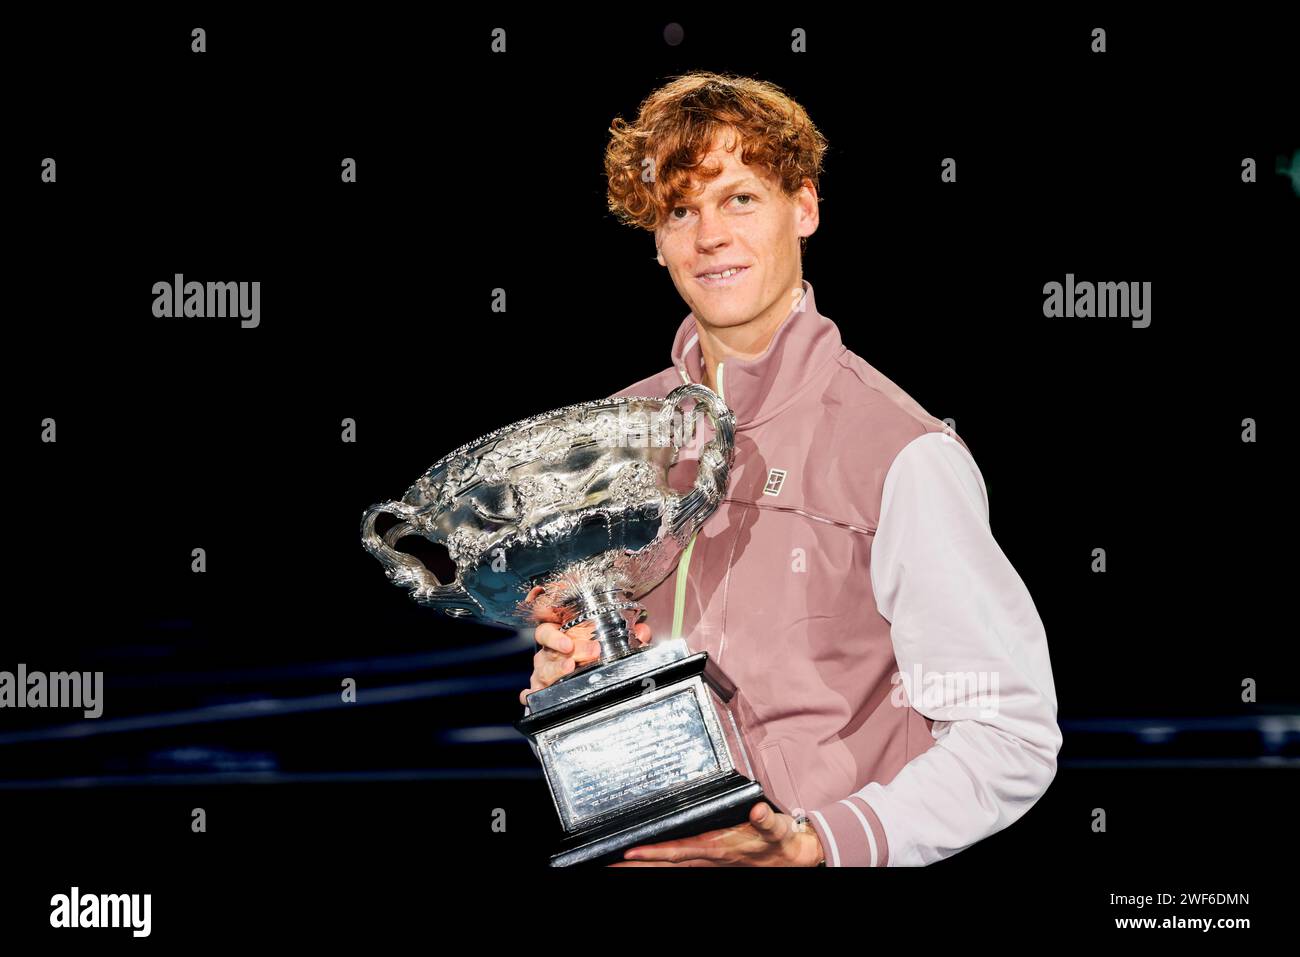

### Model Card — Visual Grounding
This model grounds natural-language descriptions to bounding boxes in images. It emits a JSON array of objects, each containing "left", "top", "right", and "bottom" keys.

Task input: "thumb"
[{"left": 749, "top": 802, "right": 782, "bottom": 840}]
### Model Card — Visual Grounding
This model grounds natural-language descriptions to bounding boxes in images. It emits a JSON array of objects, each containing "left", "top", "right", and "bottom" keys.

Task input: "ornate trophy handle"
[
  {"left": 359, "top": 499, "right": 472, "bottom": 612},
  {"left": 655, "top": 383, "right": 736, "bottom": 538}
]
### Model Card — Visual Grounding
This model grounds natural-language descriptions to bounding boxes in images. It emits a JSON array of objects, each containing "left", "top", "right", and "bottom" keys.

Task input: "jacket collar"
[{"left": 669, "top": 279, "right": 844, "bottom": 429}]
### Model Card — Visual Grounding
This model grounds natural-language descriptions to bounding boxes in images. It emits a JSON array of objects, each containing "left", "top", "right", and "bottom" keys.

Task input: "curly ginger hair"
[{"left": 604, "top": 71, "right": 828, "bottom": 253}]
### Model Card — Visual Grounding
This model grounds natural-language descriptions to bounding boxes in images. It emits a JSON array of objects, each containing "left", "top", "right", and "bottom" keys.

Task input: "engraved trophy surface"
[{"left": 360, "top": 383, "right": 778, "bottom": 866}]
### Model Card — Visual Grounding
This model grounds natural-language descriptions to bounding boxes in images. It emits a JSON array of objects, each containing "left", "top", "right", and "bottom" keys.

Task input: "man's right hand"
[{"left": 519, "top": 585, "right": 652, "bottom": 707}]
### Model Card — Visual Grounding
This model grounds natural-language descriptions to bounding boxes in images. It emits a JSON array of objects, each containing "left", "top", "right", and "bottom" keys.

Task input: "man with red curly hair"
[{"left": 522, "top": 72, "right": 1061, "bottom": 867}]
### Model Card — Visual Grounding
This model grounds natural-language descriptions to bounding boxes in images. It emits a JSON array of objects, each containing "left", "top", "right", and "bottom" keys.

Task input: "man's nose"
[{"left": 694, "top": 209, "right": 731, "bottom": 251}]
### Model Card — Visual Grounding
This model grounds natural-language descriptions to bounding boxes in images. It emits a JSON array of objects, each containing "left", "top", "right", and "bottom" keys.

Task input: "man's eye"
[{"left": 670, "top": 194, "right": 752, "bottom": 221}]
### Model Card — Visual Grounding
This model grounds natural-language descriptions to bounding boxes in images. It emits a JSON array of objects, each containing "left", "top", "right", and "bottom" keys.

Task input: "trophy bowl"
[{"left": 360, "top": 383, "right": 734, "bottom": 663}]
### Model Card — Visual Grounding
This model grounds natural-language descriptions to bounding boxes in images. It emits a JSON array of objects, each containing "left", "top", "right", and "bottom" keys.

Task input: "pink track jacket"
[{"left": 598, "top": 279, "right": 1062, "bottom": 866}]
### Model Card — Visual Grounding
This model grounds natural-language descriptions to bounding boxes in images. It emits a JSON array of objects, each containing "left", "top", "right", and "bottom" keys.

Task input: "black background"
[{"left": 4, "top": 8, "right": 1295, "bottom": 941}]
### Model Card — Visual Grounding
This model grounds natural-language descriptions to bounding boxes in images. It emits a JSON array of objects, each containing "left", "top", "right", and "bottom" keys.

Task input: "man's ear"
[{"left": 797, "top": 177, "right": 820, "bottom": 240}]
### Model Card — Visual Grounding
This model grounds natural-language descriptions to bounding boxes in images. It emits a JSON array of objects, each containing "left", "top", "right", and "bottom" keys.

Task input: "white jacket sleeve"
[{"left": 806, "top": 431, "right": 1061, "bottom": 867}]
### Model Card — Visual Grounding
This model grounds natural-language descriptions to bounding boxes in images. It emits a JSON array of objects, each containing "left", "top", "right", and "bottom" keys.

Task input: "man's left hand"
[{"left": 608, "top": 802, "right": 823, "bottom": 866}]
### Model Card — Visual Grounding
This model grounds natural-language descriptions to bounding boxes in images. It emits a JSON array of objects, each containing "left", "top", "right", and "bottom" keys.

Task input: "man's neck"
[{"left": 696, "top": 279, "right": 802, "bottom": 393}]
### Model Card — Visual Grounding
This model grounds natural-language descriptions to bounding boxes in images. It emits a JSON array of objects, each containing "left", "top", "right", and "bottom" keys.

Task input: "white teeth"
[{"left": 702, "top": 267, "right": 744, "bottom": 279}]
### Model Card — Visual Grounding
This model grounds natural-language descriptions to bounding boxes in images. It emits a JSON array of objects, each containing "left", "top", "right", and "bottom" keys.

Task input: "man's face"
[{"left": 655, "top": 132, "right": 818, "bottom": 330}]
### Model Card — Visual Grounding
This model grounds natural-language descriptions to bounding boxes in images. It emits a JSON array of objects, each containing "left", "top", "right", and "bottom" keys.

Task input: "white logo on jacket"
[{"left": 763, "top": 468, "right": 788, "bottom": 496}]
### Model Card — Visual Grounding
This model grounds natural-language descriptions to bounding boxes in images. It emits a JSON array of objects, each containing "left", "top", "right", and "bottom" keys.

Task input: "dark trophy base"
[
  {"left": 516, "top": 637, "right": 776, "bottom": 868},
  {"left": 550, "top": 771, "right": 783, "bottom": 867}
]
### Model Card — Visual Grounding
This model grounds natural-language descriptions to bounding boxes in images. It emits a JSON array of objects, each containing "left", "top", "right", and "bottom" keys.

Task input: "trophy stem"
[
  {"left": 586, "top": 607, "right": 637, "bottom": 663},
  {"left": 561, "top": 591, "right": 644, "bottom": 667}
]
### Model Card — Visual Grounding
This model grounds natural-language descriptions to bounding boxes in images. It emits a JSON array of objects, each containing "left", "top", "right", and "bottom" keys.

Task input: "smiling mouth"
[{"left": 695, "top": 265, "right": 751, "bottom": 287}]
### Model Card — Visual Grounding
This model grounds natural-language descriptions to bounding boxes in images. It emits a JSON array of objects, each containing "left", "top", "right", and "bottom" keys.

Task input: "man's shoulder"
[{"left": 815, "top": 348, "right": 970, "bottom": 457}]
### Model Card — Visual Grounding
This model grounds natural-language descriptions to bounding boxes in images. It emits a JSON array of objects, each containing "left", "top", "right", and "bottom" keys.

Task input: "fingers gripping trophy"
[{"left": 360, "top": 384, "right": 779, "bottom": 866}]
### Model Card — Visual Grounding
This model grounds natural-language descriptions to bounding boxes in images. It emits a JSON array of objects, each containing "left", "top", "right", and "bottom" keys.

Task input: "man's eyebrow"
[
  {"left": 714, "top": 176, "right": 764, "bottom": 193},
  {"left": 681, "top": 176, "right": 766, "bottom": 201}
]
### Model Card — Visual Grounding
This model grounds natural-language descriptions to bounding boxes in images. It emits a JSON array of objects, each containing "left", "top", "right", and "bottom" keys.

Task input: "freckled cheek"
[{"left": 744, "top": 220, "right": 781, "bottom": 253}]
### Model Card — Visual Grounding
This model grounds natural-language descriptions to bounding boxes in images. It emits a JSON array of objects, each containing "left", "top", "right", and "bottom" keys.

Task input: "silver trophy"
[{"left": 360, "top": 383, "right": 778, "bottom": 866}]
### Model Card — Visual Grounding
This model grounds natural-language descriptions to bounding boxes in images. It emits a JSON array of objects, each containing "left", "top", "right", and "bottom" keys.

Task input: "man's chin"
[{"left": 690, "top": 299, "right": 759, "bottom": 329}]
